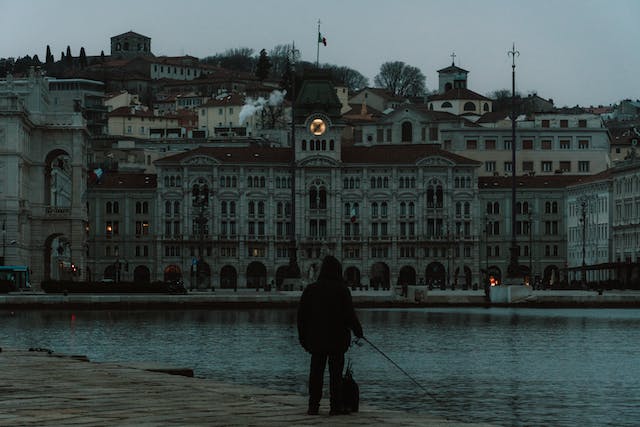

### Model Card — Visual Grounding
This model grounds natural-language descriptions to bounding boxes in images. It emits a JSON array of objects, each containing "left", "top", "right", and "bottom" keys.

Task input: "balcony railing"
[{"left": 45, "top": 206, "right": 71, "bottom": 216}]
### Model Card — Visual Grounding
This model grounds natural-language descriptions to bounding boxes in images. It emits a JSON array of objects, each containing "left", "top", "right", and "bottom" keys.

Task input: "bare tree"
[
  {"left": 202, "top": 47, "right": 256, "bottom": 72},
  {"left": 374, "top": 61, "right": 426, "bottom": 97},
  {"left": 321, "top": 64, "right": 368, "bottom": 92}
]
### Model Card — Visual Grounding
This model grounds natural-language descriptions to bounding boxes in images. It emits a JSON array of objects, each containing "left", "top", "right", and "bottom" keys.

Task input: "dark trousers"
[{"left": 308, "top": 352, "right": 344, "bottom": 410}]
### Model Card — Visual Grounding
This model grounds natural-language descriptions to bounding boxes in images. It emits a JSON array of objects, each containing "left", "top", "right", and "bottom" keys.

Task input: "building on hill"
[{"left": 111, "top": 31, "right": 153, "bottom": 59}]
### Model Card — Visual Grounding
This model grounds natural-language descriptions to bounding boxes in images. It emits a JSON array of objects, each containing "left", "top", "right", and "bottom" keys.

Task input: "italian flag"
[
  {"left": 350, "top": 207, "right": 357, "bottom": 223},
  {"left": 318, "top": 32, "right": 327, "bottom": 46},
  {"left": 89, "top": 167, "right": 104, "bottom": 183}
]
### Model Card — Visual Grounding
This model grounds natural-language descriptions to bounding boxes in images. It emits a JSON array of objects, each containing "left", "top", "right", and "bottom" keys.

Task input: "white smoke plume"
[{"left": 239, "top": 89, "right": 287, "bottom": 125}]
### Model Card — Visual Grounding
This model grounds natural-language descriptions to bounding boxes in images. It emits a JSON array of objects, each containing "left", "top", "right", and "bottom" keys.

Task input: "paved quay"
[
  {"left": 2, "top": 288, "right": 640, "bottom": 308},
  {"left": 0, "top": 348, "right": 494, "bottom": 427}
]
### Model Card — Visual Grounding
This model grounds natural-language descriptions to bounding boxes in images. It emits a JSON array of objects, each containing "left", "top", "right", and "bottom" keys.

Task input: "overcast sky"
[{"left": 1, "top": 0, "right": 639, "bottom": 108}]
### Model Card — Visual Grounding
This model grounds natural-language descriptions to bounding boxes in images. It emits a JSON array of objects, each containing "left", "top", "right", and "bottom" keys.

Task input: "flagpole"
[{"left": 316, "top": 19, "right": 320, "bottom": 67}]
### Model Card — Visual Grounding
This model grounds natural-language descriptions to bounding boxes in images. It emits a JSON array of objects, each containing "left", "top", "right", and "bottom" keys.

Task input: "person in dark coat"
[{"left": 297, "top": 255, "right": 364, "bottom": 416}]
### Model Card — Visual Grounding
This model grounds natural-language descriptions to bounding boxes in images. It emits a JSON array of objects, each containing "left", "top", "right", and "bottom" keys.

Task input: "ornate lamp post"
[
  {"left": 507, "top": 43, "right": 521, "bottom": 281},
  {"left": 192, "top": 187, "right": 212, "bottom": 291},
  {"left": 285, "top": 44, "right": 301, "bottom": 288},
  {"left": 579, "top": 197, "right": 588, "bottom": 287}
]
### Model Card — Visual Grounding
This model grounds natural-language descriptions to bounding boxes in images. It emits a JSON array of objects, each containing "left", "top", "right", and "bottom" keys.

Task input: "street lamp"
[
  {"left": 506, "top": 43, "right": 521, "bottom": 281},
  {"left": 192, "top": 186, "right": 212, "bottom": 291},
  {"left": 1, "top": 219, "right": 5, "bottom": 266},
  {"left": 528, "top": 210, "right": 533, "bottom": 286},
  {"left": 579, "top": 198, "right": 588, "bottom": 288}
]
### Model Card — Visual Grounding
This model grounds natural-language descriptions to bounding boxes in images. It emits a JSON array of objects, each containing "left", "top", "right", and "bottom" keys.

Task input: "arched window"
[
  {"left": 277, "top": 202, "right": 283, "bottom": 217},
  {"left": 259, "top": 176, "right": 265, "bottom": 187},
  {"left": 248, "top": 201, "right": 255, "bottom": 217},
  {"left": 344, "top": 202, "right": 351, "bottom": 217},
  {"left": 483, "top": 102, "right": 490, "bottom": 112},
  {"left": 493, "top": 202, "right": 500, "bottom": 214},
  {"left": 487, "top": 202, "right": 492, "bottom": 214},
  {"left": 456, "top": 202, "right": 462, "bottom": 216},
  {"left": 136, "top": 202, "right": 142, "bottom": 214},
  {"left": 516, "top": 202, "right": 522, "bottom": 214},
  {"left": 523, "top": 201, "right": 529, "bottom": 214},
  {"left": 436, "top": 186, "right": 443, "bottom": 208},
  {"left": 330, "top": 140, "right": 335, "bottom": 150},
  {"left": 545, "top": 201, "right": 551, "bottom": 213},
  {"left": 377, "top": 177, "right": 382, "bottom": 188},
  {"left": 232, "top": 177, "right": 237, "bottom": 187},
  {"left": 142, "top": 202, "right": 148, "bottom": 214},
  {"left": 349, "top": 178, "right": 355, "bottom": 189},
  {"left": 343, "top": 178, "right": 349, "bottom": 189},
  {"left": 552, "top": 201, "right": 558, "bottom": 213},
  {"left": 221, "top": 201, "right": 227, "bottom": 215},
  {"left": 383, "top": 177, "right": 389, "bottom": 188},
  {"left": 302, "top": 140, "right": 307, "bottom": 150},
  {"left": 381, "top": 202, "right": 388, "bottom": 217},
  {"left": 400, "top": 202, "right": 406, "bottom": 217},
  {"left": 401, "top": 121, "right": 412, "bottom": 142},
  {"left": 370, "top": 177, "right": 376, "bottom": 188},
  {"left": 113, "top": 201, "right": 119, "bottom": 213},
  {"left": 170, "top": 176, "right": 175, "bottom": 187},
  {"left": 247, "top": 177, "right": 252, "bottom": 188},
  {"left": 322, "top": 140, "right": 326, "bottom": 150},
  {"left": 309, "top": 188, "right": 318, "bottom": 209},
  {"left": 176, "top": 176, "right": 181, "bottom": 186},
  {"left": 164, "top": 176, "right": 170, "bottom": 186},
  {"left": 408, "top": 202, "right": 415, "bottom": 217},
  {"left": 463, "top": 102, "right": 476, "bottom": 111},
  {"left": 165, "top": 201, "right": 171, "bottom": 216},
  {"left": 464, "top": 202, "right": 470, "bottom": 216},
  {"left": 284, "top": 201, "right": 291, "bottom": 217},
  {"left": 229, "top": 201, "right": 236, "bottom": 216},
  {"left": 319, "top": 188, "right": 327, "bottom": 209},
  {"left": 253, "top": 177, "right": 259, "bottom": 188},
  {"left": 220, "top": 176, "right": 226, "bottom": 187},
  {"left": 441, "top": 101, "right": 452, "bottom": 108},
  {"left": 371, "top": 202, "right": 379, "bottom": 218},
  {"left": 258, "top": 201, "right": 265, "bottom": 217}
]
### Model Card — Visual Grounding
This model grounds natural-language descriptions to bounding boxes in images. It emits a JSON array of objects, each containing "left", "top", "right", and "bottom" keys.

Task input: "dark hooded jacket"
[{"left": 297, "top": 256, "right": 363, "bottom": 354}]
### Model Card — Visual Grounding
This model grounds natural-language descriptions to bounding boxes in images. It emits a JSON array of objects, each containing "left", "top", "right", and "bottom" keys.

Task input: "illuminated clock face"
[{"left": 309, "top": 118, "right": 327, "bottom": 136}]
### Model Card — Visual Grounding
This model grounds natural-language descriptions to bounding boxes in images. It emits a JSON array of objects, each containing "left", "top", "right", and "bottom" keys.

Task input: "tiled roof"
[
  {"left": 436, "top": 64, "right": 469, "bottom": 74},
  {"left": 342, "top": 144, "right": 481, "bottom": 165},
  {"left": 428, "top": 88, "right": 491, "bottom": 102},
  {"left": 201, "top": 93, "right": 246, "bottom": 107},
  {"left": 112, "top": 31, "right": 150, "bottom": 40},
  {"left": 154, "top": 144, "right": 480, "bottom": 166},
  {"left": 352, "top": 87, "right": 405, "bottom": 102},
  {"left": 90, "top": 173, "right": 156, "bottom": 189}
]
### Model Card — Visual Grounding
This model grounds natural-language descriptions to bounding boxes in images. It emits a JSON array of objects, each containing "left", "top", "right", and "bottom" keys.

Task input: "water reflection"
[{"left": 2, "top": 307, "right": 640, "bottom": 427}]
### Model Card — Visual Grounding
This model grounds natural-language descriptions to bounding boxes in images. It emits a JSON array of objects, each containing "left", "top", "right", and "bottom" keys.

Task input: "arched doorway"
[
  {"left": 133, "top": 265, "right": 150, "bottom": 284},
  {"left": 275, "top": 265, "right": 288, "bottom": 289},
  {"left": 195, "top": 261, "right": 211, "bottom": 289},
  {"left": 397, "top": 266, "right": 416, "bottom": 287},
  {"left": 544, "top": 265, "right": 560, "bottom": 287},
  {"left": 344, "top": 266, "right": 360, "bottom": 288},
  {"left": 220, "top": 265, "right": 237, "bottom": 289},
  {"left": 246, "top": 261, "right": 267, "bottom": 289},
  {"left": 453, "top": 265, "right": 473, "bottom": 289},
  {"left": 487, "top": 265, "right": 502, "bottom": 285},
  {"left": 164, "top": 265, "right": 182, "bottom": 282},
  {"left": 401, "top": 121, "right": 412, "bottom": 143},
  {"left": 44, "top": 233, "right": 65, "bottom": 281},
  {"left": 370, "top": 262, "right": 390, "bottom": 290},
  {"left": 104, "top": 265, "right": 117, "bottom": 281},
  {"left": 425, "top": 262, "right": 445, "bottom": 287}
]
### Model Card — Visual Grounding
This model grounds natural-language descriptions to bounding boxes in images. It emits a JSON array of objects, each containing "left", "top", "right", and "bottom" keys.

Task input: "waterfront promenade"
[
  {"left": 1, "top": 288, "right": 640, "bottom": 308},
  {"left": 0, "top": 348, "right": 494, "bottom": 426}
]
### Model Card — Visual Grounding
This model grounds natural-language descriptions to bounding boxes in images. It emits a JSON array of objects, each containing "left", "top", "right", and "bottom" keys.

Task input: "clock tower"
[{"left": 293, "top": 73, "right": 344, "bottom": 163}]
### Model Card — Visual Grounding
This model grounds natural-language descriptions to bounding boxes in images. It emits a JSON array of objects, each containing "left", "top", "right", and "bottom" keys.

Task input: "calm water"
[{"left": 1, "top": 307, "right": 639, "bottom": 427}]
